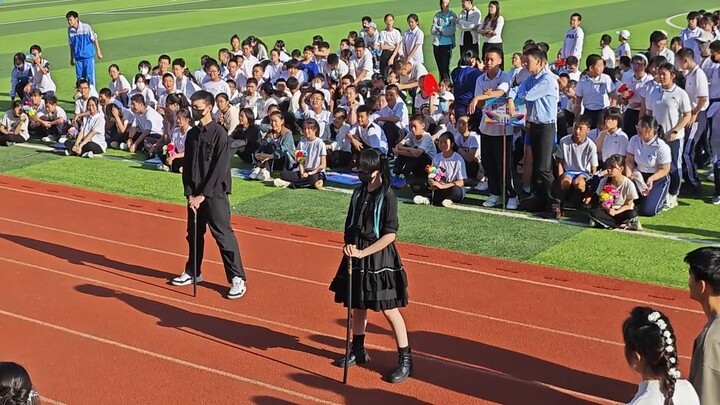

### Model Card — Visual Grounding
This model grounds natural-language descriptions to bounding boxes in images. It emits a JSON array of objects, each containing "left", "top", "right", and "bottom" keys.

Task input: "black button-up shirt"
[{"left": 182, "top": 121, "right": 232, "bottom": 198}]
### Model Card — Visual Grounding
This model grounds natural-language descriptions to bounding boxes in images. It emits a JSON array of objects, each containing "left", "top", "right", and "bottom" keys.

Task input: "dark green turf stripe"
[{"left": 0, "top": 145, "right": 60, "bottom": 172}]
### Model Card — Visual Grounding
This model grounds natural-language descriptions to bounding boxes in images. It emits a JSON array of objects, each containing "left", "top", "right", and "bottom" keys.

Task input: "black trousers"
[
  {"left": 481, "top": 134, "right": 517, "bottom": 198},
  {"left": 433, "top": 44, "right": 453, "bottom": 82},
  {"left": 588, "top": 207, "right": 637, "bottom": 229},
  {"left": 185, "top": 194, "right": 246, "bottom": 283},
  {"left": 394, "top": 153, "right": 432, "bottom": 178},
  {"left": 379, "top": 50, "right": 394, "bottom": 78},
  {"left": 280, "top": 170, "right": 325, "bottom": 188},
  {"left": 64, "top": 140, "right": 103, "bottom": 154},
  {"left": 584, "top": 108, "right": 604, "bottom": 130},
  {"left": 0, "top": 134, "right": 26, "bottom": 145},
  {"left": 528, "top": 123, "right": 560, "bottom": 209}
]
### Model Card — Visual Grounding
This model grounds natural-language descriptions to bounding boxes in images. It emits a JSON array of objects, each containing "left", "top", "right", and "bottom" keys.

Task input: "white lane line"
[
  {"left": 0, "top": 0, "right": 74, "bottom": 9},
  {"left": 0, "top": 185, "right": 703, "bottom": 315},
  {"left": 0, "top": 308, "right": 339, "bottom": 405},
  {"left": 0, "top": 257, "right": 629, "bottom": 404},
  {"left": 0, "top": 217, "right": 660, "bottom": 345}
]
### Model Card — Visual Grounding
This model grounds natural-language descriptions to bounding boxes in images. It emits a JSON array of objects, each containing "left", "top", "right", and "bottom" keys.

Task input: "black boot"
[
  {"left": 389, "top": 346, "right": 412, "bottom": 383},
  {"left": 334, "top": 335, "right": 371, "bottom": 368}
]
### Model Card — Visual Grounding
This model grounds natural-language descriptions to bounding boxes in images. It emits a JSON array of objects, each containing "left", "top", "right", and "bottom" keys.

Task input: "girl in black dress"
[{"left": 329, "top": 148, "right": 412, "bottom": 383}]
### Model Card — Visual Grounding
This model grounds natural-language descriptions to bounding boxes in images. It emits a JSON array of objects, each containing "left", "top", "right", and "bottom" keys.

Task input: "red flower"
[
  {"left": 618, "top": 84, "right": 628, "bottom": 93},
  {"left": 167, "top": 144, "right": 175, "bottom": 152},
  {"left": 603, "top": 185, "right": 613, "bottom": 193}
]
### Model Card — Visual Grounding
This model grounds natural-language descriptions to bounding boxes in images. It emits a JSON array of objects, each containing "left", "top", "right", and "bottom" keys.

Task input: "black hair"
[
  {"left": 603, "top": 107, "right": 622, "bottom": 124},
  {"left": 190, "top": 90, "right": 215, "bottom": 108},
  {"left": 574, "top": 114, "right": 592, "bottom": 128},
  {"left": 586, "top": 54, "right": 604, "bottom": 70},
  {"left": 676, "top": 47, "right": 695, "bottom": 61},
  {"left": 65, "top": 10, "right": 78, "bottom": 19},
  {"left": 0, "top": 362, "right": 38, "bottom": 405},
  {"left": 604, "top": 154, "right": 625, "bottom": 170},
  {"left": 601, "top": 34, "right": 612, "bottom": 45},
  {"left": 637, "top": 115, "right": 665, "bottom": 139},
  {"left": 357, "top": 148, "right": 390, "bottom": 195},
  {"left": 303, "top": 117, "right": 320, "bottom": 134},
  {"left": 622, "top": 307, "right": 679, "bottom": 405},
  {"left": 685, "top": 247, "right": 720, "bottom": 294}
]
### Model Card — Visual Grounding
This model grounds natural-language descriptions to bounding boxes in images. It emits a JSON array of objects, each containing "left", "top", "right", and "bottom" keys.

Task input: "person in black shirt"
[{"left": 170, "top": 90, "right": 247, "bottom": 299}]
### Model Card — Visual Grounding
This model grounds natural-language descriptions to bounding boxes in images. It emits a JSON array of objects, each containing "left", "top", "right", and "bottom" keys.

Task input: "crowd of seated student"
[{"left": 7, "top": 8, "right": 720, "bottom": 231}]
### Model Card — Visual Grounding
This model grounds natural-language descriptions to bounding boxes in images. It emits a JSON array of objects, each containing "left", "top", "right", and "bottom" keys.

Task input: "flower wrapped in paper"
[
  {"left": 425, "top": 165, "right": 445, "bottom": 182},
  {"left": 617, "top": 84, "right": 634, "bottom": 100},
  {"left": 599, "top": 185, "right": 621, "bottom": 210},
  {"left": 163, "top": 143, "right": 176, "bottom": 157},
  {"left": 294, "top": 149, "right": 306, "bottom": 164},
  {"left": 67, "top": 127, "right": 78, "bottom": 139},
  {"left": 22, "top": 104, "right": 36, "bottom": 117}
]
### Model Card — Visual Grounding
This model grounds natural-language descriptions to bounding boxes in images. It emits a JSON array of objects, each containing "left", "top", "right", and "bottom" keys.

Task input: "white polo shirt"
[
  {"left": 554, "top": 135, "right": 598, "bottom": 172},
  {"left": 350, "top": 121, "right": 388, "bottom": 154},
  {"left": 474, "top": 70, "right": 512, "bottom": 136},
  {"left": 684, "top": 65, "right": 709, "bottom": 111},
  {"left": 81, "top": 112, "right": 107, "bottom": 150},
  {"left": 645, "top": 84, "right": 692, "bottom": 139},
  {"left": 627, "top": 135, "right": 671, "bottom": 173},
  {"left": 598, "top": 129, "right": 629, "bottom": 161},
  {"left": 400, "top": 132, "right": 437, "bottom": 159},
  {"left": 402, "top": 26, "right": 425, "bottom": 65},
  {"left": 133, "top": 106, "right": 164, "bottom": 135},
  {"left": 620, "top": 70, "right": 653, "bottom": 109},
  {"left": 575, "top": 73, "right": 614, "bottom": 110}
]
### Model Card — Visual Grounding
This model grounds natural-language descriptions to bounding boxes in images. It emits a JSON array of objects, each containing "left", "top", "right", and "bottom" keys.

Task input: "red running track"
[{"left": 0, "top": 174, "right": 708, "bottom": 404}]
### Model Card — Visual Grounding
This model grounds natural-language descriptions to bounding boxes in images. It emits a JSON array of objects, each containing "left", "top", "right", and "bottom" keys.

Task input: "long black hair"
[
  {"left": 622, "top": 306, "right": 679, "bottom": 405},
  {"left": 0, "top": 362, "right": 38, "bottom": 405},
  {"left": 348, "top": 149, "right": 391, "bottom": 239},
  {"left": 357, "top": 148, "right": 390, "bottom": 193},
  {"left": 637, "top": 115, "right": 665, "bottom": 140}
]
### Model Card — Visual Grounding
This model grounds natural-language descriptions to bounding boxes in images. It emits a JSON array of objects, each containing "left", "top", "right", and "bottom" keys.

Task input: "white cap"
[
  {"left": 616, "top": 29, "right": 631, "bottom": 39},
  {"left": 439, "top": 91, "right": 454, "bottom": 101}
]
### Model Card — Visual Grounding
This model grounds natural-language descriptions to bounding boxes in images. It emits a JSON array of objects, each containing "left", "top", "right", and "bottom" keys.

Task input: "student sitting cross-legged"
[
  {"left": 391, "top": 114, "right": 436, "bottom": 187},
  {"left": 157, "top": 108, "right": 190, "bottom": 173},
  {"left": 413, "top": 132, "right": 467, "bottom": 207},
  {"left": 273, "top": 118, "right": 327, "bottom": 189},
  {"left": 249, "top": 110, "right": 295, "bottom": 181},
  {"left": 588, "top": 154, "right": 642, "bottom": 230},
  {"left": 64, "top": 96, "right": 106, "bottom": 158},
  {"left": 553, "top": 115, "right": 599, "bottom": 213},
  {"left": 625, "top": 116, "right": 671, "bottom": 217},
  {"left": 0, "top": 100, "right": 29, "bottom": 146}
]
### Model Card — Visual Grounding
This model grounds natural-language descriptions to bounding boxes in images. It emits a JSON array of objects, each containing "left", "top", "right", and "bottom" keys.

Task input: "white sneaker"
[
  {"left": 58, "top": 137, "right": 67, "bottom": 143},
  {"left": 413, "top": 195, "right": 430, "bottom": 205},
  {"left": 110, "top": 141, "right": 119, "bottom": 149},
  {"left": 668, "top": 194, "right": 679, "bottom": 208},
  {"left": 228, "top": 277, "right": 247, "bottom": 299},
  {"left": 273, "top": 178, "right": 291, "bottom": 188},
  {"left": 506, "top": 197, "right": 519, "bottom": 210},
  {"left": 41, "top": 135, "right": 57, "bottom": 143},
  {"left": 64, "top": 150, "right": 70, "bottom": 156},
  {"left": 483, "top": 195, "right": 500, "bottom": 207},
  {"left": 119, "top": 142, "right": 128, "bottom": 151},
  {"left": 249, "top": 167, "right": 261, "bottom": 180},
  {"left": 171, "top": 271, "right": 203, "bottom": 286},
  {"left": 82, "top": 151, "right": 94, "bottom": 159},
  {"left": 257, "top": 168, "right": 271, "bottom": 181},
  {"left": 157, "top": 163, "right": 170, "bottom": 171},
  {"left": 441, "top": 199, "right": 453, "bottom": 207},
  {"left": 474, "top": 180, "right": 488, "bottom": 192}
]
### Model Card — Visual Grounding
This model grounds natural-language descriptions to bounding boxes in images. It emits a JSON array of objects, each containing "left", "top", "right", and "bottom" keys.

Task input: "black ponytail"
[{"left": 0, "top": 362, "right": 38, "bottom": 405}]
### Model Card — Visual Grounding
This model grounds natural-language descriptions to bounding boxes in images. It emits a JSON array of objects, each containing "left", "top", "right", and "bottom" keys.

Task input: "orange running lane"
[{"left": 0, "top": 175, "right": 708, "bottom": 404}]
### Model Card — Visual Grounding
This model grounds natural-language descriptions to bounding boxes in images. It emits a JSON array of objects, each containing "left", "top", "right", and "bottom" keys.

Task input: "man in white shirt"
[
  {"left": 350, "top": 40, "right": 374, "bottom": 86},
  {"left": 560, "top": 13, "right": 585, "bottom": 61},
  {"left": 681, "top": 12, "right": 704, "bottom": 62},
  {"left": 456, "top": 0, "right": 481, "bottom": 57},
  {"left": 127, "top": 93, "right": 164, "bottom": 154}
]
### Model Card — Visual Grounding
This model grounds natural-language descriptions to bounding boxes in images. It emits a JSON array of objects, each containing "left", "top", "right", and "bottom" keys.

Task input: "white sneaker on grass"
[
  {"left": 257, "top": 168, "right": 271, "bottom": 181},
  {"left": 82, "top": 151, "right": 94, "bottom": 159},
  {"left": 157, "top": 163, "right": 170, "bottom": 172},
  {"left": 413, "top": 195, "right": 430, "bottom": 205},
  {"left": 273, "top": 178, "right": 291, "bottom": 188},
  {"left": 483, "top": 195, "right": 500, "bottom": 207},
  {"left": 58, "top": 136, "right": 67, "bottom": 143},
  {"left": 228, "top": 277, "right": 247, "bottom": 299},
  {"left": 119, "top": 142, "right": 128, "bottom": 151},
  {"left": 249, "top": 167, "right": 261, "bottom": 180},
  {"left": 441, "top": 199, "right": 453, "bottom": 207},
  {"left": 171, "top": 271, "right": 204, "bottom": 286},
  {"left": 41, "top": 135, "right": 57, "bottom": 143}
]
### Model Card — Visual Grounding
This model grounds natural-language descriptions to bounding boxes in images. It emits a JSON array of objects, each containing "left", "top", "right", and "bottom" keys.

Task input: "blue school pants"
[
  {"left": 75, "top": 58, "right": 96, "bottom": 86},
  {"left": 636, "top": 172, "right": 670, "bottom": 217}
]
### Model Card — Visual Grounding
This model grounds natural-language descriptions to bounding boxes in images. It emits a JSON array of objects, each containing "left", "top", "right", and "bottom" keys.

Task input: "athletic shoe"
[
  {"left": 626, "top": 217, "right": 643, "bottom": 231},
  {"left": 313, "top": 179, "right": 324, "bottom": 189},
  {"left": 228, "top": 277, "right": 247, "bottom": 299},
  {"left": 257, "top": 168, "right": 271, "bottom": 181},
  {"left": 157, "top": 163, "right": 170, "bottom": 172},
  {"left": 441, "top": 199, "right": 453, "bottom": 207},
  {"left": 483, "top": 195, "right": 500, "bottom": 207},
  {"left": 249, "top": 167, "right": 261, "bottom": 180},
  {"left": 713, "top": 195, "right": 720, "bottom": 205},
  {"left": 110, "top": 141, "right": 119, "bottom": 149},
  {"left": 58, "top": 137, "right": 67, "bottom": 143},
  {"left": 273, "top": 178, "right": 291, "bottom": 188},
  {"left": 171, "top": 271, "right": 203, "bottom": 286},
  {"left": 64, "top": 150, "right": 70, "bottom": 156},
  {"left": 506, "top": 197, "right": 519, "bottom": 210},
  {"left": 474, "top": 180, "right": 488, "bottom": 192},
  {"left": 413, "top": 195, "right": 430, "bottom": 205},
  {"left": 119, "top": 142, "right": 128, "bottom": 151},
  {"left": 82, "top": 151, "right": 94, "bottom": 159},
  {"left": 41, "top": 135, "right": 57, "bottom": 143}
]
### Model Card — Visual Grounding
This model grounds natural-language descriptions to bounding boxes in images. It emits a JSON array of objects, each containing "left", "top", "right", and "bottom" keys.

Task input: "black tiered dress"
[{"left": 329, "top": 185, "right": 409, "bottom": 311}]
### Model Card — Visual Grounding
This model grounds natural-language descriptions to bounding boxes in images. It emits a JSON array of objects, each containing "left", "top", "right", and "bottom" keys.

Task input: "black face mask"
[
  {"left": 191, "top": 107, "right": 205, "bottom": 121},
  {"left": 358, "top": 172, "right": 373, "bottom": 184}
]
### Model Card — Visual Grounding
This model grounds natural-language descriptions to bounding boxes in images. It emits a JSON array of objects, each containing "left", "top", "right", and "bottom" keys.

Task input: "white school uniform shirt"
[
  {"left": 0, "top": 112, "right": 29, "bottom": 140},
  {"left": 457, "top": 7, "right": 481, "bottom": 46},
  {"left": 616, "top": 42, "right": 631, "bottom": 59},
  {"left": 350, "top": 121, "right": 388, "bottom": 154},
  {"left": 481, "top": 16, "right": 504, "bottom": 44},
  {"left": 475, "top": 70, "right": 512, "bottom": 136},
  {"left": 455, "top": 132, "right": 481, "bottom": 159},
  {"left": 400, "top": 132, "right": 437, "bottom": 159},
  {"left": 263, "top": 62, "right": 284, "bottom": 84},
  {"left": 627, "top": 135, "right": 671, "bottom": 173},
  {"left": 601, "top": 45, "right": 615, "bottom": 69},
  {"left": 596, "top": 176, "right": 638, "bottom": 209},
  {"left": 377, "top": 101, "right": 409, "bottom": 130},
  {"left": 561, "top": 27, "right": 584, "bottom": 60},
  {"left": 75, "top": 96, "right": 90, "bottom": 115},
  {"left": 621, "top": 70, "right": 653, "bottom": 110},
  {"left": 169, "top": 126, "right": 189, "bottom": 154},
  {"left": 432, "top": 152, "right": 467, "bottom": 184},
  {"left": 350, "top": 52, "right": 374, "bottom": 80},
  {"left": 109, "top": 75, "right": 132, "bottom": 96},
  {"left": 149, "top": 72, "right": 171, "bottom": 95},
  {"left": 598, "top": 129, "right": 629, "bottom": 161},
  {"left": 295, "top": 136, "right": 327, "bottom": 172},
  {"left": 202, "top": 79, "right": 231, "bottom": 98},
  {"left": 576, "top": 73, "right": 614, "bottom": 110},
  {"left": 379, "top": 28, "right": 403, "bottom": 52},
  {"left": 684, "top": 65, "right": 710, "bottom": 112},
  {"left": 681, "top": 27, "right": 704, "bottom": 63},
  {"left": 241, "top": 54, "right": 260, "bottom": 78},
  {"left": 555, "top": 135, "right": 598, "bottom": 173},
  {"left": 129, "top": 86, "right": 157, "bottom": 109},
  {"left": 10, "top": 62, "right": 33, "bottom": 99},
  {"left": 30, "top": 59, "right": 56, "bottom": 94},
  {"left": 133, "top": 106, "right": 164, "bottom": 135},
  {"left": 402, "top": 26, "right": 425, "bottom": 65},
  {"left": 81, "top": 112, "right": 107, "bottom": 151},
  {"left": 659, "top": 47, "right": 675, "bottom": 65},
  {"left": 625, "top": 380, "right": 699, "bottom": 405},
  {"left": 39, "top": 106, "right": 68, "bottom": 124},
  {"left": 645, "top": 84, "right": 692, "bottom": 139},
  {"left": 322, "top": 122, "right": 351, "bottom": 152},
  {"left": 303, "top": 109, "right": 332, "bottom": 139}
]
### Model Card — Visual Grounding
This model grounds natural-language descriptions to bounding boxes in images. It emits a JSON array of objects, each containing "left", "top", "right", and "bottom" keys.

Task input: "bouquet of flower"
[
  {"left": 163, "top": 143, "right": 176, "bottom": 157},
  {"left": 617, "top": 84, "right": 634, "bottom": 100},
  {"left": 599, "top": 184, "right": 621, "bottom": 210},
  {"left": 425, "top": 164, "right": 445, "bottom": 182},
  {"left": 22, "top": 103, "right": 36, "bottom": 117},
  {"left": 67, "top": 127, "right": 78, "bottom": 139},
  {"left": 294, "top": 149, "right": 306, "bottom": 165}
]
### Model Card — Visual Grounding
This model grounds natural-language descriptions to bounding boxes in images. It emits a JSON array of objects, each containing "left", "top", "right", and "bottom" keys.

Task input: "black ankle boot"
[
  {"left": 334, "top": 341, "right": 371, "bottom": 368},
  {"left": 389, "top": 347, "right": 412, "bottom": 383}
]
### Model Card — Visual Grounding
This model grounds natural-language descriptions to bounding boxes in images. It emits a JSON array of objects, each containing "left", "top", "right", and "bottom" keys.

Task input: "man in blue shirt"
[
  {"left": 507, "top": 47, "right": 562, "bottom": 218},
  {"left": 66, "top": 11, "right": 103, "bottom": 86}
]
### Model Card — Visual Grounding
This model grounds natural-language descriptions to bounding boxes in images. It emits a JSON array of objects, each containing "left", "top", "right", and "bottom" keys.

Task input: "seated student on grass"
[
  {"left": 156, "top": 73, "right": 177, "bottom": 115},
  {"left": 72, "top": 79, "right": 93, "bottom": 129},
  {"left": 374, "top": 84, "right": 409, "bottom": 152},
  {"left": 229, "top": 107, "right": 262, "bottom": 164},
  {"left": 273, "top": 118, "right": 327, "bottom": 189},
  {"left": 107, "top": 64, "right": 131, "bottom": 107},
  {"left": 160, "top": 93, "right": 188, "bottom": 137},
  {"left": 128, "top": 73, "right": 157, "bottom": 109},
  {"left": 249, "top": 110, "right": 294, "bottom": 181},
  {"left": 0, "top": 100, "right": 29, "bottom": 146},
  {"left": 453, "top": 114, "right": 484, "bottom": 186},
  {"left": 28, "top": 45, "right": 56, "bottom": 100},
  {"left": 392, "top": 114, "right": 436, "bottom": 187},
  {"left": 625, "top": 115, "right": 671, "bottom": 217},
  {"left": 64, "top": 96, "right": 106, "bottom": 158},
  {"left": 622, "top": 306, "right": 700, "bottom": 404},
  {"left": 25, "top": 89, "right": 46, "bottom": 136},
  {"left": 105, "top": 103, "right": 132, "bottom": 150},
  {"left": 345, "top": 105, "right": 388, "bottom": 166},
  {"left": 301, "top": 90, "right": 332, "bottom": 137},
  {"left": 684, "top": 247, "right": 720, "bottom": 404},
  {"left": 215, "top": 93, "right": 239, "bottom": 135},
  {"left": 593, "top": 107, "right": 628, "bottom": 168},
  {"left": 127, "top": 94, "right": 164, "bottom": 155},
  {"left": 37, "top": 96, "right": 69, "bottom": 143},
  {"left": 157, "top": 108, "right": 190, "bottom": 173},
  {"left": 322, "top": 107, "right": 352, "bottom": 168},
  {"left": 10, "top": 53, "right": 32, "bottom": 102},
  {"left": 554, "top": 116, "right": 599, "bottom": 210},
  {"left": 413, "top": 132, "right": 467, "bottom": 207},
  {"left": 589, "top": 154, "right": 641, "bottom": 230}
]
